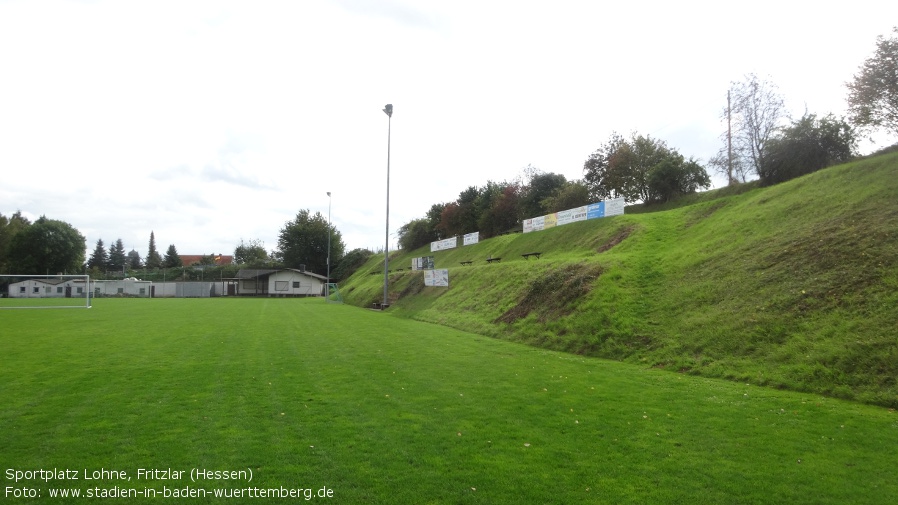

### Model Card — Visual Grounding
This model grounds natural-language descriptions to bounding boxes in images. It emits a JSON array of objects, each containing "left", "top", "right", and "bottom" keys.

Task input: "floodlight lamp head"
[{"left": 383, "top": 104, "right": 393, "bottom": 117}]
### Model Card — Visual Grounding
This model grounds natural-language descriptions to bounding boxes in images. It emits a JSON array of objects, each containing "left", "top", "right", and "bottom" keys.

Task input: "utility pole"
[{"left": 727, "top": 90, "right": 734, "bottom": 185}]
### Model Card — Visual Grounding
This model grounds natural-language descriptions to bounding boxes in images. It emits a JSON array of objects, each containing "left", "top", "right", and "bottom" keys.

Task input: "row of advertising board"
[
  {"left": 430, "top": 232, "right": 480, "bottom": 252},
  {"left": 523, "top": 197, "right": 625, "bottom": 233},
  {"left": 411, "top": 256, "right": 435, "bottom": 271},
  {"left": 408, "top": 256, "right": 449, "bottom": 287},
  {"left": 428, "top": 197, "right": 626, "bottom": 252}
]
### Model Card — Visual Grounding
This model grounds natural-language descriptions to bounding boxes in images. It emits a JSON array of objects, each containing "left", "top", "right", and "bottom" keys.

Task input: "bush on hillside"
[
  {"left": 758, "top": 113, "right": 857, "bottom": 185},
  {"left": 331, "top": 248, "right": 373, "bottom": 282}
]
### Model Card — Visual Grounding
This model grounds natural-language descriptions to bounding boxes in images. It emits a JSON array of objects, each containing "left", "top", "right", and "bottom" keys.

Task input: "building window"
[
  {"left": 20, "top": 286, "right": 25, "bottom": 293},
  {"left": 292, "top": 281, "right": 300, "bottom": 288},
  {"left": 33, "top": 287, "right": 39, "bottom": 293},
  {"left": 57, "top": 286, "right": 63, "bottom": 293},
  {"left": 139, "top": 288, "right": 146, "bottom": 295},
  {"left": 117, "top": 288, "right": 124, "bottom": 294},
  {"left": 77, "top": 287, "right": 83, "bottom": 294},
  {"left": 275, "top": 281, "right": 289, "bottom": 291}
]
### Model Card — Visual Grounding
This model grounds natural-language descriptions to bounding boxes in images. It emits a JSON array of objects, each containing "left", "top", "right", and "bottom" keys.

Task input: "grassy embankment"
[{"left": 341, "top": 152, "right": 898, "bottom": 406}]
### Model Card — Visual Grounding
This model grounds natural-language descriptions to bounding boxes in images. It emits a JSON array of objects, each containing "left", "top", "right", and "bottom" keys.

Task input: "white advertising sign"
[
  {"left": 605, "top": 197, "right": 625, "bottom": 216},
  {"left": 532, "top": 215, "right": 545, "bottom": 232},
  {"left": 556, "top": 209, "right": 574, "bottom": 226},
  {"left": 430, "top": 237, "right": 458, "bottom": 252},
  {"left": 424, "top": 269, "right": 449, "bottom": 287}
]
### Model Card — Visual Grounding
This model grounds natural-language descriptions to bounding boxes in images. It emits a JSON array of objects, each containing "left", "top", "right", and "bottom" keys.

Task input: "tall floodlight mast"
[
  {"left": 382, "top": 104, "right": 392, "bottom": 308},
  {"left": 326, "top": 191, "right": 332, "bottom": 302}
]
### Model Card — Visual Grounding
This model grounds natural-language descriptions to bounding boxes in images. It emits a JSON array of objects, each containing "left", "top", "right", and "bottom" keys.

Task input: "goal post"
[
  {"left": 0, "top": 274, "right": 92, "bottom": 309},
  {"left": 325, "top": 283, "right": 343, "bottom": 303}
]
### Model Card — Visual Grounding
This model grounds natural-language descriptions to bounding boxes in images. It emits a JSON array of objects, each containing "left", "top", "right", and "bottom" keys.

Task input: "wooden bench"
[
  {"left": 486, "top": 257, "right": 502, "bottom": 264},
  {"left": 522, "top": 252, "right": 542, "bottom": 260},
  {"left": 460, "top": 260, "right": 473, "bottom": 266}
]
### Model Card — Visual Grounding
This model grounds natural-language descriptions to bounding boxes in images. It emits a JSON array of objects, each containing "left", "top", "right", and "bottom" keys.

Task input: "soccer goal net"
[
  {"left": 0, "top": 274, "right": 92, "bottom": 309},
  {"left": 325, "top": 283, "right": 343, "bottom": 303}
]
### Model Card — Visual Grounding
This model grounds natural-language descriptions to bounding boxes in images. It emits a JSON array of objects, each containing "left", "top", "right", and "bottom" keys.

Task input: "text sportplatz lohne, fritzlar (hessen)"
[{"left": 5, "top": 467, "right": 252, "bottom": 483}]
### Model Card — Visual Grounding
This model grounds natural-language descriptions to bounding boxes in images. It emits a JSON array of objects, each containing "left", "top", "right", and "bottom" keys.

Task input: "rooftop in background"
[{"left": 180, "top": 255, "right": 234, "bottom": 267}]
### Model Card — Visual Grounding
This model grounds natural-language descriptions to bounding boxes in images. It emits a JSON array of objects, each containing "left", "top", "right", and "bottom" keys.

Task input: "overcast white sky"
[{"left": 2, "top": 0, "right": 896, "bottom": 259}]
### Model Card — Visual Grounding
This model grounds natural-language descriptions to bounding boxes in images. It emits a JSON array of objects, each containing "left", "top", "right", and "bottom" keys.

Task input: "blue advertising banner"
[{"left": 587, "top": 202, "right": 605, "bottom": 219}]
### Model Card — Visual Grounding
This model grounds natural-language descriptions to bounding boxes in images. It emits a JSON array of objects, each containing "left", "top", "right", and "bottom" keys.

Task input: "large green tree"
[
  {"left": 479, "top": 182, "right": 521, "bottom": 237},
  {"left": 646, "top": 155, "right": 711, "bottom": 203},
  {"left": 108, "top": 238, "right": 127, "bottom": 271},
  {"left": 87, "top": 239, "right": 108, "bottom": 270},
  {"left": 846, "top": 27, "right": 898, "bottom": 138},
  {"left": 585, "top": 132, "right": 711, "bottom": 203},
  {"left": 435, "top": 186, "right": 480, "bottom": 238},
  {"left": 145, "top": 231, "right": 163, "bottom": 269},
  {"left": 7, "top": 216, "right": 86, "bottom": 274},
  {"left": 541, "top": 180, "right": 590, "bottom": 213},
  {"left": 425, "top": 203, "right": 447, "bottom": 239},
  {"left": 277, "top": 209, "right": 345, "bottom": 275},
  {"left": 127, "top": 249, "right": 142, "bottom": 269},
  {"left": 397, "top": 218, "right": 438, "bottom": 251},
  {"left": 519, "top": 171, "right": 567, "bottom": 220},
  {"left": 759, "top": 113, "right": 857, "bottom": 185},
  {"left": 431, "top": 180, "right": 524, "bottom": 239},
  {"left": 399, "top": 203, "right": 448, "bottom": 249},
  {"left": 234, "top": 238, "right": 270, "bottom": 265},
  {"left": 583, "top": 132, "right": 631, "bottom": 201},
  {"left": 162, "top": 244, "right": 182, "bottom": 268},
  {"left": 330, "top": 248, "right": 372, "bottom": 282},
  {"left": 0, "top": 211, "right": 31, "bottom": 274}
]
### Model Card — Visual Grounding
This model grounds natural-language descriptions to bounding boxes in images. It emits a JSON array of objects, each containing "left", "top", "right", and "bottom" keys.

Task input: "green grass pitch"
[{"left": 2, "top": 298, "right": 896, "bottom": 503}]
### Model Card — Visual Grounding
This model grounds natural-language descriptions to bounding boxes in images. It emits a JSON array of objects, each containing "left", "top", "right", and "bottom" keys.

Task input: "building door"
[{"left": 65, "top": 286, "right": 72, "bottom": 298}]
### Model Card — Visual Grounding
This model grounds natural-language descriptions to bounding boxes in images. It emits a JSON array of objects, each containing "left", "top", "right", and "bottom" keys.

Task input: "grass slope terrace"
[{"left": 342, "top": 153, "right": 898, "bottom": 407}]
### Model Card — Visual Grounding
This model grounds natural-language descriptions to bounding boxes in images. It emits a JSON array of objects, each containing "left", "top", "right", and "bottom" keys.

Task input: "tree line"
[
  {"left": 0, "top": 209, "right": 363, "bottom": 283},
  {"left": 397, "top": 134, "right": 714, "bottom": 252},
  {"left": 398, "top": 27, "right": 898, "bottom": 251},
  {"left": 84, "top": 232, "right": 180, "bottom": 273}
]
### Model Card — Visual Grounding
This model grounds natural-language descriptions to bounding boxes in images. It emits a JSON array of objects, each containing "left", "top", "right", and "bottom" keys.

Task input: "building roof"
[
  {"left": 235, "top": 268, "right": 328, "bottom": 281},
  {"left": 235, "top": 269, "right": 280, "bottom": 279},
  {"left": 21, "top": 278, "right": 69, "bottom": 285}
]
